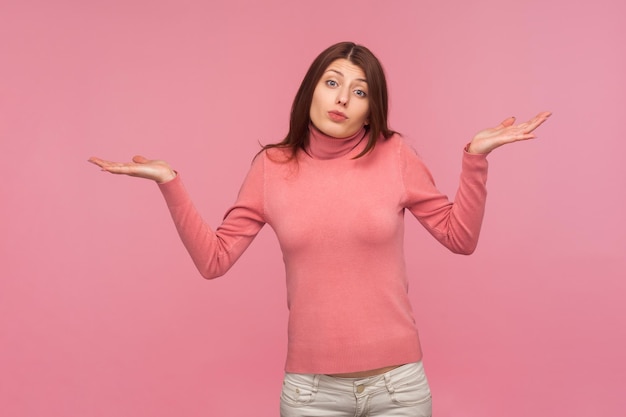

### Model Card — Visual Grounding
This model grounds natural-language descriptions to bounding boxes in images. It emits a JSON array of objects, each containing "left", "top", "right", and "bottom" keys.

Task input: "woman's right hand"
[{"left": 88, "top": 155, "right": 177, "bottom": 184}]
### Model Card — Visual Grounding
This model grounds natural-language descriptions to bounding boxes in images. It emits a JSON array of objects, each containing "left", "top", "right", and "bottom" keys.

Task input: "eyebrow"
[{"left": 325, "top": 69, "right": 368, "bottom": 84}]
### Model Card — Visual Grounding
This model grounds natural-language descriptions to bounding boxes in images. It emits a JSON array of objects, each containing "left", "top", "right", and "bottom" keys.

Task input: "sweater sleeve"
[
  {"left": 400, "top": 142, "right": 488, "bottom": 254},
  {"left": 157, "top": 154, "right": 266, "bottom": 278}
]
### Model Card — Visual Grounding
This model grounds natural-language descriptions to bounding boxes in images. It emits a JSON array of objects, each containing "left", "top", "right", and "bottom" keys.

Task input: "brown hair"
[{"left": 262, "top": 42, "right": 396, "bottom": 160}]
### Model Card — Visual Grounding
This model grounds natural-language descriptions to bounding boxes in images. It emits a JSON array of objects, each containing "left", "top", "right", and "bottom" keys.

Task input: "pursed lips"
[{"left": 328, "top": 110, "right": 348, "bottom": 121}]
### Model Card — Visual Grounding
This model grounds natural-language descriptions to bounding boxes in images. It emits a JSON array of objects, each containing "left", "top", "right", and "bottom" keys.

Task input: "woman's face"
[{"left": 309, "top": 59, "right": 370, "bottom": 138}]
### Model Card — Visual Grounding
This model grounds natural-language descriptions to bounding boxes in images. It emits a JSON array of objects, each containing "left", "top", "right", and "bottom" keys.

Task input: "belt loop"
[
  {"left": 312, "top": 374, "right": 320, "bottom": 394},
  {"left": 383, "top": 372, "right": 394, "bottom": 394}
]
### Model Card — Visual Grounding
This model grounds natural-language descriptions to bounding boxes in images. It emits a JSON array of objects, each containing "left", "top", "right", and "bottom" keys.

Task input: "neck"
[{"left": 306, "top": 123, "right": 367, "bottom": 160}]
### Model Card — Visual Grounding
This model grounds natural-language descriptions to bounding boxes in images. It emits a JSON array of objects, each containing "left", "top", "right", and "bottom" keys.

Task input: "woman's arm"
[
  {"left": 401, "top": 112, "right": 551, "bottom": 254},
  {"left": 401, "top": 145, "right": 488, "bottom": 254},
  {"left": 88, "top": 154, "right": 266, "bottom": 278}
]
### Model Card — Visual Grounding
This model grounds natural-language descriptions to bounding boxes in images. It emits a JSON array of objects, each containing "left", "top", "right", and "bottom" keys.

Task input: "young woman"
[{"left": 89, "top": 42, "right": 551, "bottom": 417}]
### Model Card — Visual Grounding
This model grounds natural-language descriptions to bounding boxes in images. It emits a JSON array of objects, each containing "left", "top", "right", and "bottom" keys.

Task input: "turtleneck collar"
[{"left": 305, "top": 123, "right": 368, "bottom": 160}]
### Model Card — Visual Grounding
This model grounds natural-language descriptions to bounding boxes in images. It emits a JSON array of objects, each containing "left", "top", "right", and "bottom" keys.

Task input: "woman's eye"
[
  {"left": 354, "top": 89, "right": 367, "bottom": 98},
  {"left": 326, "top": 80, "right": 338, "bottom": 87}
]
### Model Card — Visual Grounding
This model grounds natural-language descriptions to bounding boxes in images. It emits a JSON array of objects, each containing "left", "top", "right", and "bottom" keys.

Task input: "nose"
[{"left": 336, "top": 88, "right": 349, "bottom": 106}]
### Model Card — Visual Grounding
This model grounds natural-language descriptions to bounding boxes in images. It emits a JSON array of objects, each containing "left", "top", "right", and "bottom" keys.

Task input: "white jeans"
[{"left": 280, "top": 362, "right": 432, "bottom": 417}]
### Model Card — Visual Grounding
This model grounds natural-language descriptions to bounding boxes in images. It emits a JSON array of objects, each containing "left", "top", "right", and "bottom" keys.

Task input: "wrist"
[
  {"left": 466, "top": 142, "right": 491, "bottom": 155},
  {"left": 466, "top": 143, "right": 480, "bottom": 154},
  {"left": 157, "top": 170, "right": 177, "bottom": 184}
]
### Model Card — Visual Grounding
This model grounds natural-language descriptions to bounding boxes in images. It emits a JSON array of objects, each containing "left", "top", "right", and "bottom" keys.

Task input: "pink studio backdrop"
[{"left": 1, "top": 0, "right": 624, "bottom": 416}]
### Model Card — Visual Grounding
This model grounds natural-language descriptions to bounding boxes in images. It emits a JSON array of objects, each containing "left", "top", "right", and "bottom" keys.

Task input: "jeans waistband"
[{"left": 287, "top": 361, "right": 424, "bottom": 392}]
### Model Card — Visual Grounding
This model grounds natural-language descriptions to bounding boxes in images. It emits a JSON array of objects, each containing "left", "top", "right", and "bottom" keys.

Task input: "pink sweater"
[{"left": 158, "top": 126, "right": 488, "bottom": 374}]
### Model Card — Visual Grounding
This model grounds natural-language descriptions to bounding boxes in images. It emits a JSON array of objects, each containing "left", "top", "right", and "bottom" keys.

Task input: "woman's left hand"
[{"left": 467, "top": 111, "right": 552, "bottom": 154}]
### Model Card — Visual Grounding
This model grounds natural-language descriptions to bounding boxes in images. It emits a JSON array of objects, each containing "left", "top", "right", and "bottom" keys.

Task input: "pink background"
[{"left": 1, "top": 0, "right": 625, "bottom": 416}]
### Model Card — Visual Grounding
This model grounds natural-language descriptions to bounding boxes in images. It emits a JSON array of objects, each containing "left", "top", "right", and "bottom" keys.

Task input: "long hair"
[{"left": 262, "top": 42, "right": 395, "bottom": 160}]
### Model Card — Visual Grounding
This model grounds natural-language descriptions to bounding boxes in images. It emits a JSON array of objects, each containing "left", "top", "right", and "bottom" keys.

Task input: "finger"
[
  {"left": 500, "top": 116, "right": 516, "bottom": 128},
  {"left": 537, "top": 111, "right": 552, "bottom": 119},
  {"left": 532, "top": 111, "right": 552, "bottom": 124},
  {"left": 88, "top": 156, "right": 106, "bottom": 166},
  {"left": 88, "top": 157, "right": 117, "bottom": 169},
  {"left": 132, "top": 155, "right": 150, "bottom": 164},
  {"left": 89, "top": 158, "right": 136, "bottom": 175},
  {"left": 93, "top": 161, "right": 121, "bottom": 172},
  {"left": 524, "top": 112, "right": 552, "bottom": 133},
  {"left": 101, "top": 164, "right": 139, "bottom": 175},
  {"left": 499, "top": 133, "right": 536, "bottom": 147}
]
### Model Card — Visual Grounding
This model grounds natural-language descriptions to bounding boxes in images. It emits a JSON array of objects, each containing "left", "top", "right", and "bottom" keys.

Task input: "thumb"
[
  {"left": 500, "top": 116, "right": 516, "bottom": 128},
  {"left": 132, "top": 155, "right": 150, "bottom": 164}
]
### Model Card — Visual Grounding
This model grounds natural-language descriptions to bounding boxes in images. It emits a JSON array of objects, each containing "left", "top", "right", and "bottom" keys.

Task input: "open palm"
[
  {"left": 468, "top": 111, "right": 552, "bottom": 154},
  {"left": 88, "top": 155, "right": 176, "bottom": 183}
]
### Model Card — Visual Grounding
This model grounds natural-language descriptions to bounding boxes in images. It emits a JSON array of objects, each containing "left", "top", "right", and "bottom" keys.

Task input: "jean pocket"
[
  {"left": 388, "top": 381, "right": 432, "bottom": 407},
  {"left": 280, "top": 373, "right": 318, "bottom": 407},
  {"left": 386, "top": 364, "right": 432, "bottom": 407}
]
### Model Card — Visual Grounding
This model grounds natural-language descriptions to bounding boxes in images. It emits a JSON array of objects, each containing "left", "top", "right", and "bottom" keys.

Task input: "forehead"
[{"left": 323, "top": 59, "right": 366, "bottom": 80}]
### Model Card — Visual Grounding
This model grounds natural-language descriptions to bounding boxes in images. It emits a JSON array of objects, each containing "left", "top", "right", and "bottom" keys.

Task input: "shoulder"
[
  {"left": 375, "top": 132, "right": 411, "bottom": 150},
  {"left": 255, "top": 146, "right": 296, "bottom": 165},
  {"left": 375, "top": 133, "right": 421, "bottom": 161},
  {"left": 382, "top": 134, "right": 433, "bottom": 180},
  {"left": 250, "top": 147, "right": 301, "bottom": 181}
]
